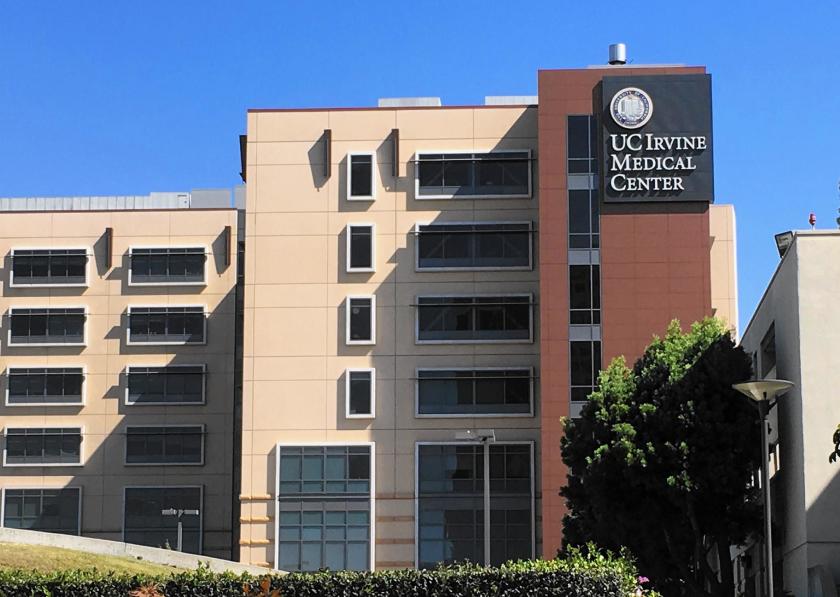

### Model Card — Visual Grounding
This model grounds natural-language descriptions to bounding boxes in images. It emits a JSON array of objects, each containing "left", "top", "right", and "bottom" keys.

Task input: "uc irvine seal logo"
[{"left": 610, "top": 87, "right": 653, "bottom": 129}]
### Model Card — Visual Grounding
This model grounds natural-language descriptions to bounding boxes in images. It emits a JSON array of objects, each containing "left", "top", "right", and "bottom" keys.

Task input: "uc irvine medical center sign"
[{"left": 600, "top": 74, "right": 714, "bottom": 203}]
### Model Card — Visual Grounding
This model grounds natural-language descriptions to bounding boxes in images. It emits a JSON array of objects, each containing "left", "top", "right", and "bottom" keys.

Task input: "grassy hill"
[{"left": 0, "top": 542, "right": 183, "bottom": 575}]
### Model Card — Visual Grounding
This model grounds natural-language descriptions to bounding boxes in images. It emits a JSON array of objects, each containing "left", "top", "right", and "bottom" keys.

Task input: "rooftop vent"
[
  {"left": 484, "top": 96, "right": 538, "bottom": 106},
  {"left": 609, "top": 43, "right": 627, "bottom": 65},
  {"left": 378, "top": 97, "right": 441, "bottom": 108}
]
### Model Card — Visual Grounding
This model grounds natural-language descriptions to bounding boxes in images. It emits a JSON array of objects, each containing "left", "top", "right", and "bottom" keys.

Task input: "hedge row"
[{"left": 0, "top": 547, "right": 656, "bottom": 597}]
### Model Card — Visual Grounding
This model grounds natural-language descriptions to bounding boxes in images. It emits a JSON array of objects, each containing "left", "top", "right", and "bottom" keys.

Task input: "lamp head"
[{"left": 732, "top": 379, "right": 795, "bottom": 402}]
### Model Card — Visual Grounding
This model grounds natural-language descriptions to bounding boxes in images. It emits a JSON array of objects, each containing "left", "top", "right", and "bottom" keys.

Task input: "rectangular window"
[
  {"left": 570, "top": 340, "right": 602, "bottom": 403},
  {"left": 125, "top": 426, "right": 204, "bottom": 465},
  {"left": 127, "top": 306, "right": 206, "bottom": 345},
  {"left": 417, "top": 369, "right": 532, "bottom": 416},
  {"left": 346, "top": 369, "right": 374, "bottom": 418},
  {"left": 569, "top": 265, "right": 601, "bottom": 325},
  {"left": 346, "top": 225, "right": 374, "bottom": 272},
  {"left": 348, "top": 153, "right": 375, "bottom": 200},
  {"left": 8, "top": 308, "right": 86, "bottom": 346},
  {"left": 10, "top": 249, "right": 87, "bottom": 287},
  {"left": 417, "top": 295, "right": 532, "bottom": 343},
  {"left": 416, "top": 223, "right": 532, "bottom": 270},
  {"left": 761, "top": 323, "right": 776, "bottom": 378},
  {"left": 129, "top": 248, "right": 206, "bottom": 285},
  {"left": 417, "top": 443, "right": 532, "bottom": 568},
  {"left": 568, "top": 189, "right": 600, "bottom": 249},
  {"left": 276, "top": 445, "right": 372, "bottom": 571},
  {"left": 566, "top": 115, "right": 599, "bottom": 174},
  {"left": 4, "top": 428, "right": 82, "bottom": 466},
  {"left": 7, "top": 368, "right": 84, "bottom": 405},
  {"left": 124, "top": 487, "right": 202, "bottom": 554},
  {"left": 126, "top": 365, "right": 205, "bottom": 405},
  {"left": 2, "top": 488, "right": 81, "bottom": 535},
  {"left": 346, "top": 296, "right": 375, "bottom": 345},
  {"left": 416, "top": 151, "right": 531, "bottom": 199}
]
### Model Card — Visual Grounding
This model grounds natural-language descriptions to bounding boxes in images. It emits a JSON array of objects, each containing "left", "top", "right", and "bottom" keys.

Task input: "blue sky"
[{"left": 0, "top": 1, "right": 837, "bottom": 331}]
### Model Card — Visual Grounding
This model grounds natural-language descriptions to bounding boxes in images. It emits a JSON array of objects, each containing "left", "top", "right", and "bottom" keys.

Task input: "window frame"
[
  {"left": 0, "top": 486, "right": 83, "bottom": 535},
  {"left": 345, "top": 368, "right": 375, "bottom": 419},
  {"left": 2, "top": 426, "right": 84, "bottom": 467},
  {"left": 414, "top": 150, "right": 533, "bottom": 200},
  {"left": 414, "top": 367, "right": 534, "bottom": 419},
  {"left": 347, "top": 152, "right": 377, "bottom": 201},
  {"left": 126, "top": 305, "right": 207, "bottom": 346},
  {"left": 414, "top": 221, "right": 534, "bottom": 272},
  {"left": 124, "top": 364, "right": 207, "bottom": 406},
  {"left": 123, "top": 424, "right": 205, "bottom": 466},
  {"left": 274, "top": 441, "right": 376, "bottom": 572},
  {"left": 569, "top": 339, "right": 602, "bottom": 409},
  {"left": 7, "top": 306, "right": 87, "bottom": 347},
  {"left": 9, "top": 247, "right": 90, "bottom": 288},
  {"left": 414, "top": 293, "right": 534, "bottom": 345},
  {"left": 122, "top": 485, "right": 204, "bottom": 554},
  {"left": 127, "top": 245, "right": 208, "bottom": 287},
  {"left": 345, "top": 295, "right": 376, "bottom": 346},
  {"left": 5, "top": 365, "right": 86, "bottom": 407},
  {"left": 345, "top": 224, "right": 376, "bottom": 273},
  {"left": 413, "top": 440, "right": 535, "bottom": 568}
]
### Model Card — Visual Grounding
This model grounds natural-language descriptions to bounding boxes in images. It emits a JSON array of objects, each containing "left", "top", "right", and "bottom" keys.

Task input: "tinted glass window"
[
  {"left": 12, "top": 249, "right": 87, "bottom": 285},
  {"left": 124, "top": 487, "right": 201, "bottom": 554},
  {"left": 417, "top": 369, "right": 531, "bottom": 415},
  {"left": 128, "top": 307, "right": 205, "bottom": 344},
  {"left": 349, "top": 154, "right": 373, "bottom": 197},
  {"left": 417, "top": 296, "right": 531, "bottom": 342},
  {"left": 417, "top": 223, "right": 531, "bottom": 269},
  {"left": 130, "top": 248, "right": 205, "bottom": 284},
  {"left": 348, "top": 370, "right": 373, "bottom": 416},
  {"left": 348, "top": 226, "right": 373, "bottom": 270},
  {"left": 127, "top": 366, "right": 205, "bottom": 404},
  {"left": 417, "top": 152, "right": 530, "bottom": 197},
  {"left": 125, "top": 426, "right": 203, "bottom": 464},
  {"left": 7, "top": 368, "right": 84, "bottom": 404},
  {"left": 3, "top": 488, "right": 80, "bottom": 535},
  {"left": 348, "top": 298, "right": 373, "bottom": 342},
  {"left": 8, "top": 309, "right": 85, "bottom": 345},
  {"left": 5, "top": 428, "right": 82, "bottom": 465}
]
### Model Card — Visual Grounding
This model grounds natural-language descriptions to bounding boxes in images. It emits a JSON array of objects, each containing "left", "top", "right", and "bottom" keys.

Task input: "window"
[
  {"left": 125, "top": 426, "right": 204, "bottom": 465},
  {"left": 416, "top": 223, "right": 532, "bottom": 270},
  {"left": 276, "top": 445, "right": 372, "bottom": 571},
  {"left": 417, "top": 369, "right": 532, "bottom": 416},
  {"left": 416, "top": 295, "right": 532, "bottom": 343},
  {"left": 126, "top": 365, "right": 205, "bottom": 405},
  {"left": 124, "top": 487, "right": 202, "bottom": 554},
  {"left": 7, "top": 368, "right": 84, "bottom": 405},
  {"left": 570, "top": 341, "right": 601, "bottom": 403},
  {"left": 417, "top": 443, "right": 532, "bottom": 568},
  {"left": 127, "top": 306, "right": 206, "bottom": 345},
  {"left": 760, "top": 324, "right": 776, "bottom": 378},
  {"left": 348, "top": 153, "right": 375, "bottom": 200},
  {"left": 4, "top": 428, "right": 82, "bottom": 466},
  {"left": 567, "top": 115, "right": 598, "bottom": 174},
  {"left": 2, "top": 488, "right": 80, "bottom": 535},
  {"left": 129, "top": 248, "right": 206, "bottom": 285},
  {"left": 346, "top": 369, "right": 374, "bottom": 418},
  {"left": 10, "top": 249, "right": 87, "bottom": 286},
  {"left": 8, "top": 308, "right": 85, "bottom": 346},
  {"left": 416, "top": 151, "right": 531, "bottom": 199},
  {"left": 346, "top": 225, "right": 374, "bottom": 272},
  {"left": 346, "top": 296, "right": 375, "bottom": 345},
  {"left": 568, "top": 190, "right": 600, "bottom": 249},
  {"left": 569, "top": 265, "right": 601, "bottom": 324}
]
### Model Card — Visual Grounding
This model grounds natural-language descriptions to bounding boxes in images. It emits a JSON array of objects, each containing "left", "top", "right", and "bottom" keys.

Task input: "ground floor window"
[
  {"left": 416, "top": 442, "right": 532, "bottom": 568},
  {"left": 2, "top": 487, "right": 80, "bottom": 535},
  {"left": 123, "top": 486, "right": 202, "bottom": 553},
  {"left": 276, "top": 444, "right": 373, "bottom": 571}
]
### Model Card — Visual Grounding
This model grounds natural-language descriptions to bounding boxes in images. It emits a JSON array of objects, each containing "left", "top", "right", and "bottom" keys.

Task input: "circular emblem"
[{"left": 610, "top": 87, "right": 653, "bottom": 129}]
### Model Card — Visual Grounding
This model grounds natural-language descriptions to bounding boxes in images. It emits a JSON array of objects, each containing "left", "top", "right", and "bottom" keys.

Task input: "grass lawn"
[{"left": 0, "top": 542, "right": 183, "bottom": 575}]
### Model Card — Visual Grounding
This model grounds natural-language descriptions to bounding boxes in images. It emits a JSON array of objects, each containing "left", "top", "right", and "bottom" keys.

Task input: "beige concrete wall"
[
  {"left": 709, "top": 203, "right": 738, "bottom": 336},
  {"left": 0, "top": 209, "right": 238, "bottom": 558},
  {"left": 242, "top": 106, "right": 541, "bottom": 569}
]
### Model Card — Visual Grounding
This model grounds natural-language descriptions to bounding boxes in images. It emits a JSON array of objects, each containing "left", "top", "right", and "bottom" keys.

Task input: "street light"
[
  {"left": 161, "top": 508, "right": 200, "bottom": 552},
  {"left": 455, "top": 429, "right": 495, "bottom": 566},
  {"left": 732, "top": 379, "right": 794, "bottom": 597}
]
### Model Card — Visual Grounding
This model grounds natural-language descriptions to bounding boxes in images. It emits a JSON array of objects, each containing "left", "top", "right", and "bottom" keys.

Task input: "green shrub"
[{"left": 0, "top": 545, "right": 657, "bottom": 597}]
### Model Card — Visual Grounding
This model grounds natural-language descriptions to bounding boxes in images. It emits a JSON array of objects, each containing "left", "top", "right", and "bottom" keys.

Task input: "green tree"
[{"left": 561, "top": 318, "right": 762, "bottom": 597}]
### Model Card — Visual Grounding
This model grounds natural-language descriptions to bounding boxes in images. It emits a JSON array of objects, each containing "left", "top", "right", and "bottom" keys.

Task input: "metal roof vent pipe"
[{"left": 609, "top": 43, "right": 627, "bottom": 65}]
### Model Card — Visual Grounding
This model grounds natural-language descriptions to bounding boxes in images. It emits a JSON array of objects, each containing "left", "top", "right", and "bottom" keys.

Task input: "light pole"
[
  {"left": 455, "top": 429, "right": 496, "bottom": 566},
  {"left": 161, "top": 508, "right": 200, "bottom": 552},
  {"left": 732, "top": 379, "right": 794, "bottom": 597}
]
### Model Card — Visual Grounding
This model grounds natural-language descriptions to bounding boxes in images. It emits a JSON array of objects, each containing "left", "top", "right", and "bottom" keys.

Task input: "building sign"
[{"left": 600, "top": 74, "right": 714, "bottom": 203}]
